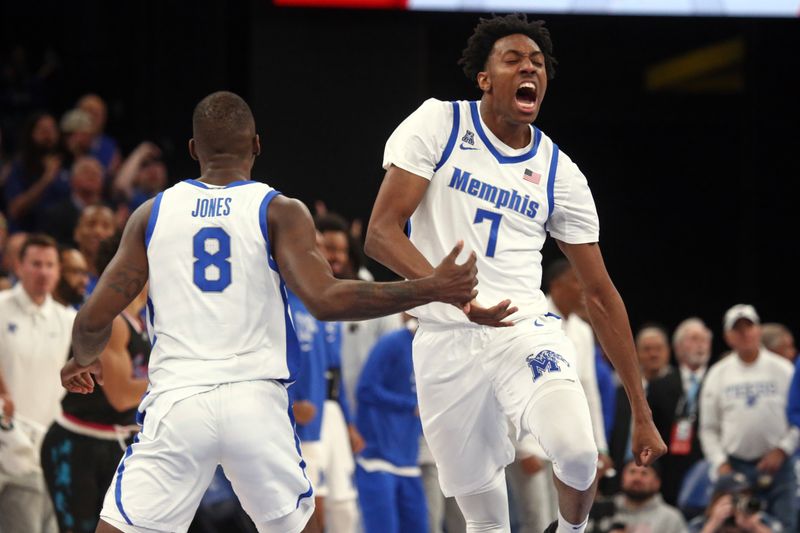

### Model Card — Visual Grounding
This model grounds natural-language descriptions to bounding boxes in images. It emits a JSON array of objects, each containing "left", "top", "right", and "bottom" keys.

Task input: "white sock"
[{"left": 557, "top": 510, "right": 588, "bottom": 533}]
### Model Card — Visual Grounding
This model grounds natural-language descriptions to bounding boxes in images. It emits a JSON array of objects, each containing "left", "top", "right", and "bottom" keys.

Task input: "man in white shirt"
[
  {"left": 648, "top": 317, "right": 712, "bottom": 505},
  {"left": 699, "top": 304, "right": 797, "bottom": 531},
  {"left": 0, "top": 234, "right": 76, "bottom": 533}
]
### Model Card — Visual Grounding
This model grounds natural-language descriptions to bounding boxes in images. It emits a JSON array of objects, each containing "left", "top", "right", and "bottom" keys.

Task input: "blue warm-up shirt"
[{"left": 356, "top": 328, "right": 420, "bottom": 468}]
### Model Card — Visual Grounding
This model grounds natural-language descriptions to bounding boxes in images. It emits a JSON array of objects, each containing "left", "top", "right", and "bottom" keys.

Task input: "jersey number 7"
[{"left": 473, "top": 208, "right": 502, "bottom": 258}]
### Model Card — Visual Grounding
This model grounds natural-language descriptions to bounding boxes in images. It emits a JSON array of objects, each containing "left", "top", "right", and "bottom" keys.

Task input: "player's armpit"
[
  {"left": 72, "top": 201, "right": 151, "bottom": 366},
  {"left": 365, "top": 165, "right": 434, "bottom": 281}
]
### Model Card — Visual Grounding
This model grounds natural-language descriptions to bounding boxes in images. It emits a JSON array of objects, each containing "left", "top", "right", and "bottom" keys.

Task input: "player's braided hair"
[{"left": 459, "top": 13, "right": 557, "bottom": 85}]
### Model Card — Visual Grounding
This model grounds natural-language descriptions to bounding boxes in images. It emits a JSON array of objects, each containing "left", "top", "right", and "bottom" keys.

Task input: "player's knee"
[{"left": 554, "top": 439, "right": 597, "bottom": 491}]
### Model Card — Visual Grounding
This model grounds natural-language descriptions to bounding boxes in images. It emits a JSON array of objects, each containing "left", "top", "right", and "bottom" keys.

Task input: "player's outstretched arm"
[
  {"left": 270, "top": 195, "right": 477, "bottom": 321},
  {"left": 70, "top": 202, "right": 151, "bottom": 369},
  {"left": 557, "top": 240, "right": 667, "bottom": 466},
  {"left": 366, "top": 166, "right": 517, "bottom": 325}
]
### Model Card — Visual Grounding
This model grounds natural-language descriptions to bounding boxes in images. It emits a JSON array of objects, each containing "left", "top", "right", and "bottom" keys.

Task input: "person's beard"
[
  {"left": 622, "top": 487, "right": 657, "bottom": 503},
  {"left": 55, "top": 278, "right": 84, "bottom": 307}
]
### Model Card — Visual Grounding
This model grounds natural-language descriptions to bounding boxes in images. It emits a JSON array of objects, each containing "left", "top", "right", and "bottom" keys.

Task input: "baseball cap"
[
  {"left": 60, "top": 109, "right": 93, "bottom": 133},
  {"left": 723, "top": 304, "right": 760, "bottom": 332}
]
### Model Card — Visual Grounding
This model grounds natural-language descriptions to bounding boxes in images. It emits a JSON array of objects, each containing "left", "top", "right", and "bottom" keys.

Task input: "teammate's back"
[{"left": 145, "top": 179, "right": 293, "bottom": 393}]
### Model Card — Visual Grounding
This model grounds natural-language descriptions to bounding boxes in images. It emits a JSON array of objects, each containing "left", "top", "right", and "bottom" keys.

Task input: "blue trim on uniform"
[
  {"left": 258, "top": 190, "right": 282, "bottom": 272},
  {"left": 433, "top": 101, "right": 461, "bottom": 172},
  {"left": 184, "top": 178, "right": 258, "bottom": 189},
  {"left": 184, "top": 179, "right": 210, "bottom": 189},
  {"left": 144, "top": 192, "right": 164, "bottom": 249},
  {"left": 546, "top": 143, "right": 559, "bottom": 218},
  {"left": 286, "top": 400, "right": 314, "bottom": 508},
  {"left": 223, "top": 180, "right": 258, "bottom": 188},
  {"left": 115, "top": 434, "right": 139, "bottom": 525},
  {"left": 469, "top": 101, "right": 540, "bottom": 164},
  {"left": 404, "top": 220, "right": 411, "bottom": 238}
]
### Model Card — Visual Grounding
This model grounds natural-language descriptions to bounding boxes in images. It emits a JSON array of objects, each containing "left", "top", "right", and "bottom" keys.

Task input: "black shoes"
[{"left": 544, "top": 521, "right": 558, "bottom": 533}]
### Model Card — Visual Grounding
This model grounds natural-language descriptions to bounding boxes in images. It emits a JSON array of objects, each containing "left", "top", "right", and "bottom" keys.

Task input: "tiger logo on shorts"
[{"left": 526, "top": 350, "right": 571, "bottom": 382}]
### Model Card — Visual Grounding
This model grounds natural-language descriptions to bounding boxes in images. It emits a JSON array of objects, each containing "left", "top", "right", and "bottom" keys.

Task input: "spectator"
[
  {"left": 637, "top": 325, "right": 673, "bottom": 382},
  {"left": 0, "top": 234, "right": 75, "bottom": 533},
  {"left": 0, "top": 230, "right": 27, "bottom": 289},
  {"left": 76, "top": 93, "right": 121, "bottom": 174},
  {"left": 608, "top": 325, "right": 673, "bottom": 493},
  {"left": 41, "top": 233, "right": 149, "bottom": 533},
  {"left": 609, "top": 461, "right": 687, "bottom": 533},
  {"left": 546, "top": 259, "right": 610, "bottom": 469},
  {"left": 761, "top": 323, "right": 796, "bottom": 362},
  {"left": 699, "top": 304, "right": 798, "bottom": 531},
  {"left": 112, "top": 141, "right": 166, "bottom": 213},
  {"left": 788, "top": 350, "right": 800, "bottom": 429},
  {"left": 687, "top": 473, "right": 782, "bottom": 533},
  {"left": 3, "top": 112, "right": 68, "bottom": 232},
  {"left": 649, "top": 317, "right": 713, "bottom": 505},
  {"left": 59, "top": 109, "right": 94, "bottom": 169},
  {"left": 52, "top": 247, "right": 89, "bottom": 309},
  {"left": 41, "top": 157, "right": 104, "bottom": 246},
  {"left": 286, "top": 286, "right": 333, "bottom": 532},
  {"left": 355, "top": 318, "right": 428, "bottom": 533},
  {"left": 72, "top": 205, "right": 115, "bottom": 294}
]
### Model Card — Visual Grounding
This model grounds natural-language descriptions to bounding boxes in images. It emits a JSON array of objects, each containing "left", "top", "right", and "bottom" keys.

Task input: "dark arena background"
[
  {"left": 3, "top": 1, "right": 800, "bottom": 533},
  {"left": 2, "top": 2, "right": 799, "bottom": 355}
]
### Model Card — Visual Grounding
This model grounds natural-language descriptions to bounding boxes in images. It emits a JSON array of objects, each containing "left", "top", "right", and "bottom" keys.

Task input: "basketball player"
[
  {"left": 365, "top": 14, "right": 667, "bottom": 533},
  {"left": 60, "top": 91, "right": 479, "bottom": 533}
]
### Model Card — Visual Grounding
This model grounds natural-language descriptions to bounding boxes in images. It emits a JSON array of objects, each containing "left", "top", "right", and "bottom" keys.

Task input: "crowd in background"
[{"left": 2, "top": 85, "right": 800, "bottom": 533}]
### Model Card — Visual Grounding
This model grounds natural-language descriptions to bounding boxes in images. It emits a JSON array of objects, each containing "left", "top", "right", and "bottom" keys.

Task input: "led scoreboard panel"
[{"left": 273, "top": 0, "right": 799, "bottom": 17}]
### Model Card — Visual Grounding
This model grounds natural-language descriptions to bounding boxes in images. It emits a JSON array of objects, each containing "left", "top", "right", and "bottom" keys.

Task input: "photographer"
[
  {"left": 588, "top": 461, "right": 686, "bottom": 533},
  {"left": 688, "top": 473, "right": 782, "bottom": 533}
]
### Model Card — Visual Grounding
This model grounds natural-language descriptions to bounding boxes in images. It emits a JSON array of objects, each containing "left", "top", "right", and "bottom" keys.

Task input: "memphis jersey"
[
  {"left": 143, "top": 179, "right": 298, "bottom": 397},
  {"left": 383, "top": 99, "right": 600, "bottom": 325}
]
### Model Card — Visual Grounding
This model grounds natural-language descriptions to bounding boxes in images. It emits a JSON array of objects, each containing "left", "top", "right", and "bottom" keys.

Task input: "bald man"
[
  {"left": 77, "top": 93, "right": 121, "bottom": 174},
  {"left": 42, "top": 157, "right": 105, "bottom": 246}
]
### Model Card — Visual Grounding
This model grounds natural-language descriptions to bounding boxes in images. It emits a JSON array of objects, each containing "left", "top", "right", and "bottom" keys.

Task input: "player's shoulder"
[{"left": 407, "top": 97, "right": 455, "bottom": 122}]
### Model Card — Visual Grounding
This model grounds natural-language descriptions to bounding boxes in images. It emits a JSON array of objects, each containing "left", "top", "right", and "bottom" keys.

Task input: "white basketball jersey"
[
  {"left": 143, "top": 179, "right": 298, "bottom": 395},
  {"left": 383, "top": 99, "right": 600, "bottom": 326}
]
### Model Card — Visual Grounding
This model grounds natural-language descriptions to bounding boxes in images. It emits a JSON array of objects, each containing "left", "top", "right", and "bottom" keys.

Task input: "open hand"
[
  {"left": 61, "top": 358, "right": 103, "bottom": 394},
  {"left": 465, "top": 299, "right": 517, "bottom": 327},
  {"left": 430, "top": 241, "right": 478, "bottom": 309}
]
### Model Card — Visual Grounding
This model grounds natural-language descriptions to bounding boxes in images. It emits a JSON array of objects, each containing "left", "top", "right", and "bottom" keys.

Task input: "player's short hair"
[
  {"left": 95, "top": 232, "right": 122, "bottom": 276},
  {"left": 543, "top": 258, "right": 572, "bottom": 292},
  {"left": 459, "top": 13, "right": 557, "bottom": 84},
  {"left": 19, "top": 233, "right": 58, "bottom": 262},
  {"left": 192, "top": 91, "right": 255, "bottom": 155}
]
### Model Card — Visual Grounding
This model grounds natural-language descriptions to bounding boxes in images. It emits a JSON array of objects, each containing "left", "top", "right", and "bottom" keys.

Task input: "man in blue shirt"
[{"left": 356, "top": 319, "right": 427, "bottom": 533}]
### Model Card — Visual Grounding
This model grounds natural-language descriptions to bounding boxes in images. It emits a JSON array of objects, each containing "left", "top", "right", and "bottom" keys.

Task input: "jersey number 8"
[{"left": 192, "top": 227, "right": 232, "bottom": 292}]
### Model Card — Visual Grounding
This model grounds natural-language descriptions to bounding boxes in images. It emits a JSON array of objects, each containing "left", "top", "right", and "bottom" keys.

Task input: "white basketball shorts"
[
  {"left": 413, "top": 315, "right": 589, "bottom": 497},
  {"left": 99, "top": 380, "right": 314, "bottom": 532}
]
